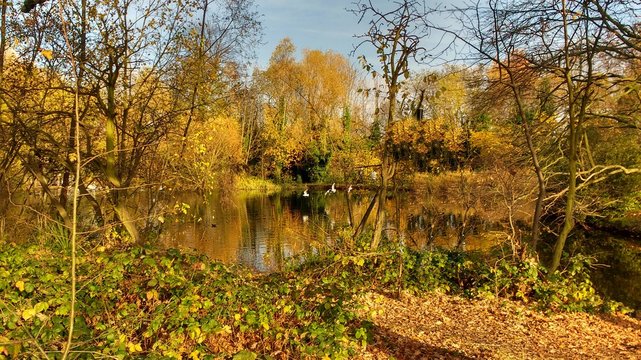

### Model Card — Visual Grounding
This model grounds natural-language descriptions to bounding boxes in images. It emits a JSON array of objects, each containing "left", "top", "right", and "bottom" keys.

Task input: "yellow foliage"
[
  {"left": 21, "top": 308, "right": 36, "bottom": 321},
  {"left": 260, "top": 39, "right": 357, "bottom": 179},
  {"left": 176, "top": 114, "right": 245, "bottom": 190},
  {"left": 470, "top": 130, "right": 519, "bottom": 168},
  {"left": 127, "top": 342, "right": 143, "bottom": 353},
  {"left": 261, "top": 111, "right": 310, "bottom": 175},
  {"left": 388, "top": 117, "right": 466, "bottom": 155},
  {"left": 40, "top": 49, "right": 53, "bottom": 60}
]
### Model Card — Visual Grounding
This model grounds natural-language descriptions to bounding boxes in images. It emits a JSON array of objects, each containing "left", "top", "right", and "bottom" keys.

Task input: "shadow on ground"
[{"left": 369, "top": 324, "right": 481, "bottom": 359}]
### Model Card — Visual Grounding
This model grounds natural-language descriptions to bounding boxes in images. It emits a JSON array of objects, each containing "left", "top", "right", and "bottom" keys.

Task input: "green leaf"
[
  {"left": 233, "top": 350, "right": 257, "bottom": 360},
  {"left": 34, "top": 302, "right": 49, "bottom": 313},
  {"left": 24, "top": 282, "right": 35, "bottom": 293}
]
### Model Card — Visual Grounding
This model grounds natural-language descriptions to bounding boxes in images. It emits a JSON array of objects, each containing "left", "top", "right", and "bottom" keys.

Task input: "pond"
[
  {"left": 158, "top": 190, "right": 502, "bottom": 270},
  {"left": 157, "top": 189, "right": 641, "bottom": 311}
]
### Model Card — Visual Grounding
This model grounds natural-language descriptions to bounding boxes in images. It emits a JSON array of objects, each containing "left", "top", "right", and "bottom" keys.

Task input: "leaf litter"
[{"left": 356, "top": 291, "right": 641, "bottom": 359}]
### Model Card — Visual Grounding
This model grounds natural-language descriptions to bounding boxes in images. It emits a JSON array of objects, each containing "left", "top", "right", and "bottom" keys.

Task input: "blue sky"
[
  {"left": 254, "top": 0, "right": 372, "bottom": 69},
  {"left": 253, "top": 0, "right": 463, "bottom": 71}
]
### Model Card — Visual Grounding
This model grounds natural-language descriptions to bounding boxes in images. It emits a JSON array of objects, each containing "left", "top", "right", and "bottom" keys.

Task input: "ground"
[{"left": 357, "top": 292, "right": 641, "bottom": 359}]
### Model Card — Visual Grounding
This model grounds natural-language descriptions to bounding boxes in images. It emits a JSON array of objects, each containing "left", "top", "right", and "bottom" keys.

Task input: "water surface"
[
  {"left": 159, "top": 190, "right": 500, "bottom": 271},
  {"left": 157, "top": 190, "right": 641, "bottom": 311}
]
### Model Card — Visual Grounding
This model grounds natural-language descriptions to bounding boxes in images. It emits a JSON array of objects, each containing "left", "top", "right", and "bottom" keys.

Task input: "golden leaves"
[
  {"left": 40, "top": 49, "right": 53, "bottom": 60},
  {"left": 127, "top": 342, "right": 143, "bottom": 353},
  {"left": 357, "top": 291, "right": 641, "bottom": 359},
  {"left": 15, "top": 280, "right": 25, "bottom": 292},
  {"left": 21, "top": 308, "right": 36, "bottom": 320},
  {"left": 146, "top": 289, "right": 159, "bottom": 302}
]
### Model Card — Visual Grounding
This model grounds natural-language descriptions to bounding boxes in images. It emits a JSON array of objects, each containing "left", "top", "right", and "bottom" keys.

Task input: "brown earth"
[{"left": 357, "top": 292, "right": 641, "bottom": 360}]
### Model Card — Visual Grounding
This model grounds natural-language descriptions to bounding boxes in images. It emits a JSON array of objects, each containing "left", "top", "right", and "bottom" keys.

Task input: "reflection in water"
[
  {"left": 3, "top": 188, "right": 638, "bottom": 310},
  {"left": 161, "top": 191, "right": 333, "bottom": 272},
  {"left": 568, "top": 233, "right": 641, "bottom": 311},
  {"left": 156, "top": 190, "right": 641, "bottom": 310},
  {"left": 159, "top": 190, "right": 502, "bottom": 271}
]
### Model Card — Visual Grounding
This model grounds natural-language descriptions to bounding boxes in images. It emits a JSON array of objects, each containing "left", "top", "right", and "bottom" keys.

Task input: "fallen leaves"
[{"left": 357, "top": 291, "right": 641, "bottom": 359}]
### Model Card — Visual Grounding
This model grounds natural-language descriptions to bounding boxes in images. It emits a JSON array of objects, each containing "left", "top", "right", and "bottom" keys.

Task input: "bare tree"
[
  {"left": 424, "top": 0, "right": 641, "bottom": 271},
  {"left": 431, "top": 0, "right": 552, "bottom": 256},
  {"left": 351, "top": 0, "right": 433, "bottom": 249}
]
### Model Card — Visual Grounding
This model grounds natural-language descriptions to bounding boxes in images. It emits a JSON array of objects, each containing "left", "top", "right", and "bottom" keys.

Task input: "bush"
[
  {"left": 303, "top": 237, "right": 623, "bottom": 314},
  {"left": 0, "top": 244, "right": 364, "bottom": 359},
  {"left": 1, "top": 238, "right": 628, "bottom": 358}
]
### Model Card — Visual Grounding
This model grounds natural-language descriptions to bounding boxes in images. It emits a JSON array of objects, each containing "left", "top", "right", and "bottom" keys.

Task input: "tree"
[
  {"left": 3, "top": 0, "right": 262, "bottom": 243},
  {"left": 432, "top": 0, "right": 555, "bottom": 256},
  {"left": 1, "top": 2, "right": 77, "bottom": 230},
  {"left": 442, "top": 0, "right": 641, "bottom": 270},
  {"left": 0, "top": 0, "right": 7, "bottom": 75},
  {"left": 178, "top": 0, "right": 261, "bottom": 157},
  {"left": 260, "top": 39, "right": 357, "bottom": 182},
  {"left": 351, "top": 0, "right": 433, "bottom": 248}
]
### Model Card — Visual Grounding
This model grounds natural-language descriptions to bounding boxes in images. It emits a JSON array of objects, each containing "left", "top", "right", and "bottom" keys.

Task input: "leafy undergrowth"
[
  {"left": 0, "top": 244, "right": 364, "bottom": 359},
  {"left": 0, "top": 240, "right": 634, "bottom": 359}
]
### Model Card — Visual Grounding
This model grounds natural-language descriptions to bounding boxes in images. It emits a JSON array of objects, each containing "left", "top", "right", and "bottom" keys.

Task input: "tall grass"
[
  {"left": 37, "top": 219, "right": 70, "bottom": 252},
  {"left": 235, "top": 175, "right": 282, "bottom": 193}
]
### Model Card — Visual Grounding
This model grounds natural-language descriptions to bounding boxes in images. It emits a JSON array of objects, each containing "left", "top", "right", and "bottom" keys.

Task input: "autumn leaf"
[
  {"left": 232, "top": 350, "right": 257, "bottom": 360},
  {"left": 21, "top": 308, "right": 36, "bottom": 320},
  {"left": 40, "top": 49, "right": 53, "bottom": 60},
  {"left": 146, "top": 290, "right": 159, "bottom": 301},
  {"left": 127, "top": 342, "right": 142, "bottom": 353}
]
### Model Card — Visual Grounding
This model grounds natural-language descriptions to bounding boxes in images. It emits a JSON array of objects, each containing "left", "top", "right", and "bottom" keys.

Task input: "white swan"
[{"left": 325, "top": 183, "right": 337, "bottom": 196}]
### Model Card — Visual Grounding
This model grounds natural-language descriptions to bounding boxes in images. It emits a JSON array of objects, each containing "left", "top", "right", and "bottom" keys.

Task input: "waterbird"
[
  {"left": 347, "top": 185, "right": 353, "bottom": 193},
  {"left": 303, "top": 188, "right": 309, "bottom": 197},
  {"left": 324, "top": 183, "right": 337, "bottom": 196}
]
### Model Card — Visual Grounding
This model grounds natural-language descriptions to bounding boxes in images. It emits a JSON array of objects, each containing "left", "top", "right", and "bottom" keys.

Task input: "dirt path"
[{"left": 357, "top": 292, "right": 641, "bottom": 359}]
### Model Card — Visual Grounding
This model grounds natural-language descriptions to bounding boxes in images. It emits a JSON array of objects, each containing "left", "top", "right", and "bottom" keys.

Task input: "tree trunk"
[
  {"left": 60, "top": 0, "right": 87, "bottom": 209},
  {"left": 103, "top": 54, "right": 139, "bottom": 242},
  {"left": 353, "top": 191, "right": 379, "bottom": 238},
  {"left": 371, "top": 180, "right": 387, "bottom": 249},
  {"left": 551, "top": 0, "right": 585, "bottom": 273},
  {"left": 371, "top": 155, "right": 395, "bottom": 249},
  {"left": 551, "top": 148, "right": 576, "bottom": 272},
  {"left": 514, "top": 97, "right": 545, "bottom": 251},
  {"left": 371, "top": 83, "right": 399, "bottom": 250},
  {"left": 106, "top": 69, "right": 119, "bottom": 187},
  {"left": 0, "top": 0, "right": 7, "bottom": 76}
]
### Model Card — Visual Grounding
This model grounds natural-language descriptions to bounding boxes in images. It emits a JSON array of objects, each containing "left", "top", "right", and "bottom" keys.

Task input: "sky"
[
  {"left": 252, "top": 0, "right": 463, "bottom": 71},
  {"left": 253, "top": 0, "right": 374, "bottom": 69}
]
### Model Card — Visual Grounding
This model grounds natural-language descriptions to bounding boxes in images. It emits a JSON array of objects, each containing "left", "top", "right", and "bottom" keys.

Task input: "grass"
[{"left": 234, "top": 175, "right": 282, "bottom": 193}]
